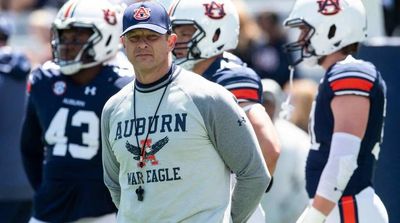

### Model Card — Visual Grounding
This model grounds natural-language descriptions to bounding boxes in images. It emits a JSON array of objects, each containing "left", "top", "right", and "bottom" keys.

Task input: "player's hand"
[{"left": 296, "top": 206, "right": 326, "bottom": 223}]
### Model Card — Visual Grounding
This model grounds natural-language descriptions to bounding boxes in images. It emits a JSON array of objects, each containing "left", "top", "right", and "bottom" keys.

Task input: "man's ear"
[
  {"left": 168, "top": 33, "right": 177, "bottom": 50},
  {"left": 121, "top": 36, "right": 126, "bottom": 48}
]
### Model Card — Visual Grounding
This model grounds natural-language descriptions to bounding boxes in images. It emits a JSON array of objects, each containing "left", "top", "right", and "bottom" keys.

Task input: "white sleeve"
[{"left": 316, "top": 132, "right": 361, "bottom": 202}]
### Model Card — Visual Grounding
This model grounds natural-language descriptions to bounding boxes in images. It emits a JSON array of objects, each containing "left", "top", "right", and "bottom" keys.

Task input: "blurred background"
[
  {"left": 1, "top": 0, "right": 399, "bottom": 222},
  {"left": 2, "top": 0, "right": 398, "bottom": 77}
]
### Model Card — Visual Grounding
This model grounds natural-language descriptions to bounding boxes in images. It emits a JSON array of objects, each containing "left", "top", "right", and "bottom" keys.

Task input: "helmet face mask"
[
  {"left": 283, "top": 18, "right": 316, "bottom": 66},
  {"left": 52, "top": 24, "right": 100, "bottom": 75},
  {"left": 52, "top": 0, "right": 122, "bottom": 75},
  {"left": 169, "top": 0, "right": 239, "bottom": 69},
  {"left": 283, "top": 0, "right": 367, "bottom": 66},
  {"left": 172, "top": 21, "right": 206, "bottom": 68}
]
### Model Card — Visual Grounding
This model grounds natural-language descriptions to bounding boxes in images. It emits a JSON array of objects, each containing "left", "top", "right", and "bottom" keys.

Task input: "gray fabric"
[
  {"left": 179, "top": 72, "right": 271, "bottom": 223},
  {"left": 101, "top": 87, "right": 131, "bottom": 208},
  {"left": 101, "top": 67, "right": 270, "bottom": 222}
]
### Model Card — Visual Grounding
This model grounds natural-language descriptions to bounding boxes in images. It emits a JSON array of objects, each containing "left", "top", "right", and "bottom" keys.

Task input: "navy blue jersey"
[
  {"left": 306, "top": 56, "right": 386, "bottom": 198},
  {"left": 0, "top": 47, "right": 33, "bottom": 200},
  {"left": 21, "top": 61, "right": 133, "bottom": 222},
  {"left": 203, "top": 52, "right": 263, "bottom": 104}
]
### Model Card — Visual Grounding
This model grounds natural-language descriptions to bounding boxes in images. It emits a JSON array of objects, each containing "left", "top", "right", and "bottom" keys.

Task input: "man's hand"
[{"left": 296, "top": 206, "right": 326, "bottom": 223}]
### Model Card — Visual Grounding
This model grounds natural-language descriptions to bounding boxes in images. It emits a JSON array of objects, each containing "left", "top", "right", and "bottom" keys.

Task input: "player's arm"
[
  {"left": 240, "top": 102, "right": 280, "bottom": 175},
  {"left": 0, "top": 51, "right": 31, "bottom": 80},
  {"left": 298, "top": 95, "right": 369, "bottom": 222},
  {"left": 20, "top": 98, "right": 44, "bottom": 191},
  {"left": 101, "top": 99, "right": 121, "bottom": 208}
]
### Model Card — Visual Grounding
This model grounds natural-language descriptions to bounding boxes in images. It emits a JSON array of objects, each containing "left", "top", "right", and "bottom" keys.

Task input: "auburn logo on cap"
[
  {"left": 317, "top": 0, "right": 340, "bottom": 15},
  {"left": 134, "top": 6, "right": 151, "bottom": 20}
]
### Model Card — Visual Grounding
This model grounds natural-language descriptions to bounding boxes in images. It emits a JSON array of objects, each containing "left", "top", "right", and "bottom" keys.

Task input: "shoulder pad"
[
  {"left": 29, "top": 61, "right": 60, "bottom": 85},
  {"left": 328, "top": 56, "right": 377, "bottom": 96},
  {"left": 329, "top": 56, "right": 377, "bottom": 81}
]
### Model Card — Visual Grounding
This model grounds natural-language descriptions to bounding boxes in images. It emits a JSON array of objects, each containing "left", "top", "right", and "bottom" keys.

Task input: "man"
[
  {"left": 20, "top": 0, "right": 133, "bottom": 222},
  {"left": 101, "top": 1, "right": 270, "bottom": 223},
  {"left": 169, "top": 0, "right": 280, "bottom": 182},
  {"left": 283, "top": 0, "right": 388, "bottom": 222},
  {"left": 0, "top": 15, "right": 33, "bottom": 223}
]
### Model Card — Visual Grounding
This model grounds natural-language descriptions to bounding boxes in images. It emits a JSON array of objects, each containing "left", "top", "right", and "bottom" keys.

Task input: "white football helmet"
[
  {"left": 283, "top": 0, "right": 367, "bottom": 65},
  {"left": 51, "top": 0, "right": 122, "bottom": 75},
  {"left": 169, "top": 0, "right": 239, "bottom": 69}
]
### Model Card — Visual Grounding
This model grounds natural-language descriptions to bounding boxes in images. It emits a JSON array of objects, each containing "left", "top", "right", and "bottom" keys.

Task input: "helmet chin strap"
[
  {"left": 174, "top": 54, "right": 203, "bottom": 71},
  {"left": 279, "top": 65, "right": 295, "bottom": 120},
  {"left": 60, "top": 59, "right": 104, "bottom": 75},
  {"left": 60, "top": 63, "right": 82, "bottom": 75},
  {"left": 280, "top": 52, "right": 322, "bottom": 120},
  {"left": 302, "top": 56, "right": 320, "bottom": 67}
]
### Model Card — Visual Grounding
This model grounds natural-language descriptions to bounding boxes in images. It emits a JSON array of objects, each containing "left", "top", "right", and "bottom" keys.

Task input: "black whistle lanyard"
[{"left": 132, "top": 74, "right": 172, "bottom": 201}]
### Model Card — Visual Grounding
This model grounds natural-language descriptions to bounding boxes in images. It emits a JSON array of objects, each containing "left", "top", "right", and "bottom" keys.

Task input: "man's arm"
[
  {"left": 20, "top": 99, "right": 44, "bottom": 191},
  {"left": 196, "top": 87, "right": 271, "bottom": 223},
  {"left": 101, "top": 100, "right": 121, "bottom": 208},
  {"left": 298, "top": 95, "right": 369, "bottom": 222},
  {"left": 240, "top": 102, "right": 280, "bottom": 175}
]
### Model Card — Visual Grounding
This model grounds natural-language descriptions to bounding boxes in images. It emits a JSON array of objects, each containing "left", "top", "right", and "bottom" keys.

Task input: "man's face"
[
  {"left": 122, "top": 29, "right": 175, "bottom": 72},
  {"left": 172, "top": 24, "right": 197, "bottom": 59},
  {"left": 297, "top": 25, "right": 311, "bottom": 48},
  {"left": 57, "top": 28, "right": 93, "bottom": 61}
]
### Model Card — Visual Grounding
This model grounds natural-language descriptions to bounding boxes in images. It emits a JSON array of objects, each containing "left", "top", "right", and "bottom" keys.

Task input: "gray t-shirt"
[{"left": 101, "top": 66, "right": 270, "bottom": 223}]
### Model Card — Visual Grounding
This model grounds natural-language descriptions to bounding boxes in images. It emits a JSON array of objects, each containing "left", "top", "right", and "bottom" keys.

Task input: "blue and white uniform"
[
  {"left": 0, "top": 46, "right": 33, "bottom": 223},
  {"left": 21, "top": 61, "right": 133, "bottom": 222},
  {"left": 307, "top": 56, "right": 387, "bottom": 222}
]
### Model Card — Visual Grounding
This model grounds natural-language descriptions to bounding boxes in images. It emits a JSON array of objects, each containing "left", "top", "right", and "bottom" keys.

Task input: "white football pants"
[{"left": 310, "top": 186, "right": 388, "bottom": 223}]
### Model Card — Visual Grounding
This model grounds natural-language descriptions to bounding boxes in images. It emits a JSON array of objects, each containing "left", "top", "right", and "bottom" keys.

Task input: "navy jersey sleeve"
[
  {"left": 327, "top": 59, "right": 377, "bottom": 97},
  {"left": 204, "top": 53, "right": 263, "bottom": 104},
  {"left": 21, "top": 97, "right": 44, "bottom": 191},
  {"left": 221, "top": 68, "right": 262, "bottom": 103}
]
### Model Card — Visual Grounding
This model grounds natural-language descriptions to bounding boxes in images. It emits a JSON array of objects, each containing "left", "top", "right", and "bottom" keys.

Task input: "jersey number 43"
[{"left": 45, "top": 107, "right": 99, "bottom": 160}]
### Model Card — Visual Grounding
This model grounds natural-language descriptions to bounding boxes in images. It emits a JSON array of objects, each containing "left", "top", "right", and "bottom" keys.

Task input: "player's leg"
[
  {"left": 325, "top": 186, "right": 388, "bottom": 223},
  {"left": 356, "top": 187, "right": 388, "bottom": 223}
]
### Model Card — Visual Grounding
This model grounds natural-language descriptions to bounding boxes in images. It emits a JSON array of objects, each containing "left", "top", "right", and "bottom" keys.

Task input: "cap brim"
[{"left": 121, "top": 24, "right": 168, "bottom": 36}]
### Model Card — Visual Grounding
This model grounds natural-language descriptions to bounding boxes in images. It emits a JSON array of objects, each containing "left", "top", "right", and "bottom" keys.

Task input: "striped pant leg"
[{"left": 325, "top": 186, "right": 388, "bottom": 223}]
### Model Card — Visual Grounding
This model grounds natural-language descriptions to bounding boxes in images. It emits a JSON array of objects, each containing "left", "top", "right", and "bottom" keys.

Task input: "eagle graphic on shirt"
[{"left": 125, "top": 136, "right": 169, "bottom": 166}]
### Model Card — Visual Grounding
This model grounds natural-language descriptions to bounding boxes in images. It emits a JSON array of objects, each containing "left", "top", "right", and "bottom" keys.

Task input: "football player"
[
  {"left": 20, "top": 0, "right": 133, "bottom": 222},
  {"left": 0, "top": 15, "right": 33, "bottom": 223},
  {"left": 169, "top": 0, "right": 280, "bottom": 222},
  {"left": 283, "top": 0, "right": 388, "bottom": 222}
]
